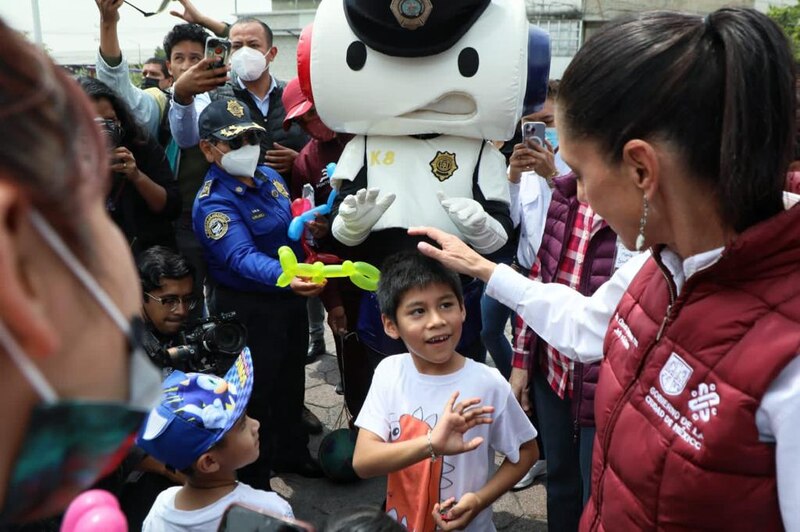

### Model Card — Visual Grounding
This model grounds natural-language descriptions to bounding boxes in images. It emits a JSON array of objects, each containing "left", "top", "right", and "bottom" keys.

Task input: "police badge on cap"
[{"left": 344, "top": 0, "right": 490, "bottom": 57}]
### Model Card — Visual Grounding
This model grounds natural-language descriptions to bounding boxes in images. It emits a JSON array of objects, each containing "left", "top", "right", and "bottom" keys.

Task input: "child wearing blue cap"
[{"left": 137, "top": 349, "right": 293, "bottom": 531}]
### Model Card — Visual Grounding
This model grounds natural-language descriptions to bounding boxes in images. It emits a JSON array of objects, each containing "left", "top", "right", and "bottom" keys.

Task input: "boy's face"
[
  {"left": 210, "top": 414, "right": 260, "bottom": 471},
  {"left": 382, "top": 283, "right": 466, "bottom": 375}
]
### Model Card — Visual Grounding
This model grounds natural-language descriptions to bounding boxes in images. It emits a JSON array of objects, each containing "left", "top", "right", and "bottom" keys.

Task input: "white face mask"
[
  {"left": 231, "top": 46, "right": 268, "bottom": 82},
  {"left": 216, "top": 143, "right": 261, "bottom": 177}
]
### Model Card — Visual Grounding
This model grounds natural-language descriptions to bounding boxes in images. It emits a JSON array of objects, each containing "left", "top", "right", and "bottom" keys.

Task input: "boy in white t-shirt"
[
  {"left": 136, "top": 349, "right": 293, "bottom": 531},
  {"left": 354, "top": 252, "right": 539, "bottom": 532}
]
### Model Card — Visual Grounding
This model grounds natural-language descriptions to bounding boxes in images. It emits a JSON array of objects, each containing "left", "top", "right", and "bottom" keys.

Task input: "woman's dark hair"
[
  {"left": 559, "top": 8, "right": 796, "bottom": 233},
  {"left": 0, "top": 20, "right": 107, "bottom": 260},
  {"left": 546, "top": 79, "right": 560, "bottom": 100},
  {"left": 163, "top": 23, "right": 209, "bottom": 61},
  {"left": 322, "top": 506, "right": 405, "bottom": 532},
  {"left": 137, "top": 245, "right": 195, "bottom": 294},
  {"left": 77, "top": 76, "right": 147, "bottom": 147}
]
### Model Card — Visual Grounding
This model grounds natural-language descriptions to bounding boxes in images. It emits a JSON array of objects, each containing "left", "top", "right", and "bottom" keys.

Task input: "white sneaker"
[{"left": 512, "top": 459, "right": 547, "bottom": 491}]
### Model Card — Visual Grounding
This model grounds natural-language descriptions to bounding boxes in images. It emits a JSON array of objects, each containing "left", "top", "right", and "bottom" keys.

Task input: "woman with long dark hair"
[{"left": 79, "top": 77, "right": 181, "bottom": 255}]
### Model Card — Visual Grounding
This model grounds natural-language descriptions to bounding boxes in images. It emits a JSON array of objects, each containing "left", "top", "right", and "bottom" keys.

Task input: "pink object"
[
  {"left": 61, "top": 490, "right": 127, "bottom": 532},
  {"left": 297, "top": 23, "right": 314, "bottom": 104},
  {"left": 291, "top": 197, "right": 312, "bottom": 217}
]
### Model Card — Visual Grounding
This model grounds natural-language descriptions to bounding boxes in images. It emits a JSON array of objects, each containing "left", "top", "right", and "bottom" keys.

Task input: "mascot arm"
[
  {"left": 330, "top": 137, "right": 396, "bottom": 246},
  {"left": 437, "top": 192, "right": 508, "bottom": 254},
  {"left": 331, "top": 181, "right": 397, "bottom": 247}
]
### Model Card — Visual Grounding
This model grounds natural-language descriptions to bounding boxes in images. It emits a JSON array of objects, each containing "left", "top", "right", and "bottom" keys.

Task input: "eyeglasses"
[
  {"left": 144, "top": 292, "right": 199, "bottom": 311},
  {"left": 225, "top": 130, "right": 265, "bottom": 150}
]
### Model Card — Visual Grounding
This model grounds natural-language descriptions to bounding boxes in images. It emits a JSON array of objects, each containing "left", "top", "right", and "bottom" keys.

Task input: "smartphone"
[
  {"left": 522, "top": 120, "right": 546, "bottom": 147},
  {"left": 205, "top": 37, "right": 232, "bottom": 69}
]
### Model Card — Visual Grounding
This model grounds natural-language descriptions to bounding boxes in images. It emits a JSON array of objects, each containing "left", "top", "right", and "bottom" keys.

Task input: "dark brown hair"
[
  {"left": 559, "top": 8, "right": 796, "bottom": 233},
  {"left": 0, "top": 20, "right": 107, "bottom": 257}
]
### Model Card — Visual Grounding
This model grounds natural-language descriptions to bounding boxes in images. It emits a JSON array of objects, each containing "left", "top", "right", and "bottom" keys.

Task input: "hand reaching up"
[{"left": 429, "top": 391, "right": 493, "bottom": 457}]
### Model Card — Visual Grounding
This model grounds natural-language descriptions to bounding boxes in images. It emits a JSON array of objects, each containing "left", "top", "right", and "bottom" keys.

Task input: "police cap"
[
  {"left": 344, "top": 0, "right": 490, "bottom": 58},
  {"left": 199, "top": 98, "right": 265, "bottom": 141}
]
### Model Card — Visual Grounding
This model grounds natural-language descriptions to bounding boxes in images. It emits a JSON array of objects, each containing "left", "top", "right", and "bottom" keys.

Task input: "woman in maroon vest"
[{"left": 411, "top": 7, "right": 799, "bottom": 531}]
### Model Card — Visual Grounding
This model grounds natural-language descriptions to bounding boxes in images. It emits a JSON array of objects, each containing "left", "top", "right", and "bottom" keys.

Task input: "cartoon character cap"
[
  {"left": 136, "top": 348, "right": 254, "bottom": 471},
  {"left": 344, "top": 0, "right": 490, "bottom": 58},
  {"left": 199, "top": 98, "right": 265, "bottom": 141},
  {"left": 282, "top": 77, "right": 314, "bottom": 130}
]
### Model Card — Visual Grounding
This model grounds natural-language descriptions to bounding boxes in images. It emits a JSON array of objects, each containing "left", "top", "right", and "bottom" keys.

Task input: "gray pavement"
[{"left": 271, "top": 332, "right": 549, "bottom": 530}]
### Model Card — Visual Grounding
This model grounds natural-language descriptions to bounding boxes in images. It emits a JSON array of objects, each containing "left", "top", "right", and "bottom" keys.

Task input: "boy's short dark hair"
[
  {"left": 163, "top": 23, "right": 209, "bottom": 61},
  {"left": 377, "top": 251, "right": 463, "bottom": 322}
]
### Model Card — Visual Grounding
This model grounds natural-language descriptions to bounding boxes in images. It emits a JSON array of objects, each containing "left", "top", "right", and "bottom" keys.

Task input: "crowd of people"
[{"left": 0, "top": 0, "right": 798, "bottom": 531}]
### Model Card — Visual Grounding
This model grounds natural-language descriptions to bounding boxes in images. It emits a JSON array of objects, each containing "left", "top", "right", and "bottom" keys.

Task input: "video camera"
[{"left": 155, "top": 312, "right": 248, "bottom": 376}]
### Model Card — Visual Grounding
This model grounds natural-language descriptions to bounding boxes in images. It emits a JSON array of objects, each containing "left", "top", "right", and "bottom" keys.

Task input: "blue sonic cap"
[{"left": 136, "top": 348, "right": 254, "bottom": 471}]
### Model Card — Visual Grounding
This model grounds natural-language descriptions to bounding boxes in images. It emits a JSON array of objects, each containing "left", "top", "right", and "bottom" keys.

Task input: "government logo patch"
[
  {"left": 204, "top": 212, "right": 231, "bottom": 240},
  {"left": 659, "top": 353, "right": 693, "bottom": 396}
]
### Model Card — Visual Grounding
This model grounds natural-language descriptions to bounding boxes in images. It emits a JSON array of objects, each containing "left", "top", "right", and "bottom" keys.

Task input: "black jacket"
[{"left": 108, "top": 136, "right": 181, "bottom": 256}]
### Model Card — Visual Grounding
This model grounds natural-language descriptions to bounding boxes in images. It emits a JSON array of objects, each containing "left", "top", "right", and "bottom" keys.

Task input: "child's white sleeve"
[
  {"left": 354, "top": 361, "right": 391, "bottom": 441},
  {"left": 489, "top": 387, "right": 538, "bottom": 463}
]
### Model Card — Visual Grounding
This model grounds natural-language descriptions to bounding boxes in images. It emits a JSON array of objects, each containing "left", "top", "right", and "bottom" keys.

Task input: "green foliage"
[
  {"left": 153, "top": 46, "right": 167, "bottom": 60},
  {"left": 768, "top": 1, "right": 800, "bottom": 61}
]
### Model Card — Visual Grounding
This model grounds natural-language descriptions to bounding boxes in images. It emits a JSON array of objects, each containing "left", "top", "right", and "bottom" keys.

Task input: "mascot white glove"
[
  {"left": 437, "top": 191, "right": 507, "bottom": 254},
  {"left": 332, "top": 188, "right": 396, "bottom": 246}
]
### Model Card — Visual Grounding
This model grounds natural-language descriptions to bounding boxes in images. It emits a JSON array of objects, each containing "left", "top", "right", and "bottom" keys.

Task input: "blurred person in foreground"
[{"left": 0, "top": 19, "right": 160, "bottom": 524}]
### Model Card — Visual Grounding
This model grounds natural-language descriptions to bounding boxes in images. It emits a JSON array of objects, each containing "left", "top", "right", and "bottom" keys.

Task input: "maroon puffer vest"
[
  {"left": 581, "top": 205, "right": 800, "bottom": 531},
  {"left": 530, "top": 174, "right": 616, "bottom": 426}
]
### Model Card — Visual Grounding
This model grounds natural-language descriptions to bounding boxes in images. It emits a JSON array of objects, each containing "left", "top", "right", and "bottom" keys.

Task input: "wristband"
[{"left": 426, "top": 429, "right": 438, "bottom": 462}]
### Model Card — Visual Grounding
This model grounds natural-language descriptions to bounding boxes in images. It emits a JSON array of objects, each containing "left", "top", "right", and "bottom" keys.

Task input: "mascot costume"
[{"left": 306, "top": 0, "right": 550, "bottom": 359}]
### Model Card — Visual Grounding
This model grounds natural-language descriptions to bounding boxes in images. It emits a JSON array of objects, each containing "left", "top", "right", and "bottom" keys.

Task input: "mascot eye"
[
  {"left": 458, "top": 47, "right": 479, "bottom": 78},
  {"left": 346, "top": 41, "right": 367, "bottom": 71}
]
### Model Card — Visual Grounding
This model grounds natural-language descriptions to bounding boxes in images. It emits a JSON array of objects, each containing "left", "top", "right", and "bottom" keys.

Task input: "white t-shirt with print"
[
  {"left": 142, "top": 482, "right": 294, "bottom": 532},
  {"left": 356, "top": 354, "right": 537, "bottom": 532}
]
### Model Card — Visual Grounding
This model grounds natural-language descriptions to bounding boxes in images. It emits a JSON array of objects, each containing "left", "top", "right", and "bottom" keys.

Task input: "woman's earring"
[{"left": 635, "top": 195, "right": 648, "bottom": 252}]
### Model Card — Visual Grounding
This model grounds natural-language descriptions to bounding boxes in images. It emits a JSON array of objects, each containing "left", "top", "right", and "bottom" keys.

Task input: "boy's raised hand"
[{"left": 430, "top": 391, "right": 494, "bottom": 457}]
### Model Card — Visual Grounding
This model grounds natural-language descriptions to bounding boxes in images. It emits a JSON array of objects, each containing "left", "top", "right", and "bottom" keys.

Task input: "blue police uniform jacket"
[{"left": 192, "top": 164, "right": 303, "bottom": 293}]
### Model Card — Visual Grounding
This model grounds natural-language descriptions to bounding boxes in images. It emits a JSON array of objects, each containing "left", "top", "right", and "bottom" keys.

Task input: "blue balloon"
[{"left": 287, "top": 164, "right": 339, "bottom": 241}]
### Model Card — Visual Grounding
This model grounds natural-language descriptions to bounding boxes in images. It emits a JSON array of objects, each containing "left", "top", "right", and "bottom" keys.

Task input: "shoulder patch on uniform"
[
  {"left": 198, "top": 180, "right": 213, "bottom": 199},
  {"left": 271, "top": 179, "right": 290, "bottom": 199},
  {"left": 204, "top": 212, "right": 231, "bottom": 240}
]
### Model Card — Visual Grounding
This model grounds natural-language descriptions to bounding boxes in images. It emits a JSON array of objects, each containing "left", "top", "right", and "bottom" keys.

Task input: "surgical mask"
[
  {"left": 231, "top": 47, "right": 268, "bottom": 82},
  {"left": 0, "top": 211, "right": 161, "bottom": 523},
  {"left": 545, "top": 127, "right": 559, "bottom": 150},
  {"left": 304, "top": 117, "right": 336, "bottom": 142},
  {"left": 140, "top": 77, "right": 161, "bottom": 90},
  {"left": 215, "top": 143, "right": 261, "bottom": 177}
]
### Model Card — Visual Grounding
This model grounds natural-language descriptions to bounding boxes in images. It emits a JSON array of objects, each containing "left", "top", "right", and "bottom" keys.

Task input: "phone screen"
[{"left": 205, "top": 38, "right": 231, "bottom": 69}]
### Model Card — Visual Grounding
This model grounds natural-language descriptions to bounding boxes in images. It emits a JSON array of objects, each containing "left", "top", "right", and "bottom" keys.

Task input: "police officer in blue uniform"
[{"left": 194, "top": 98, "right": 325, "bottom": 487}]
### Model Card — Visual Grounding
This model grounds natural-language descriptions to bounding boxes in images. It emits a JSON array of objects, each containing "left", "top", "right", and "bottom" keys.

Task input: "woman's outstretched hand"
[{"left": 408, "top": 226, "right": 497, "bottom": 282}]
